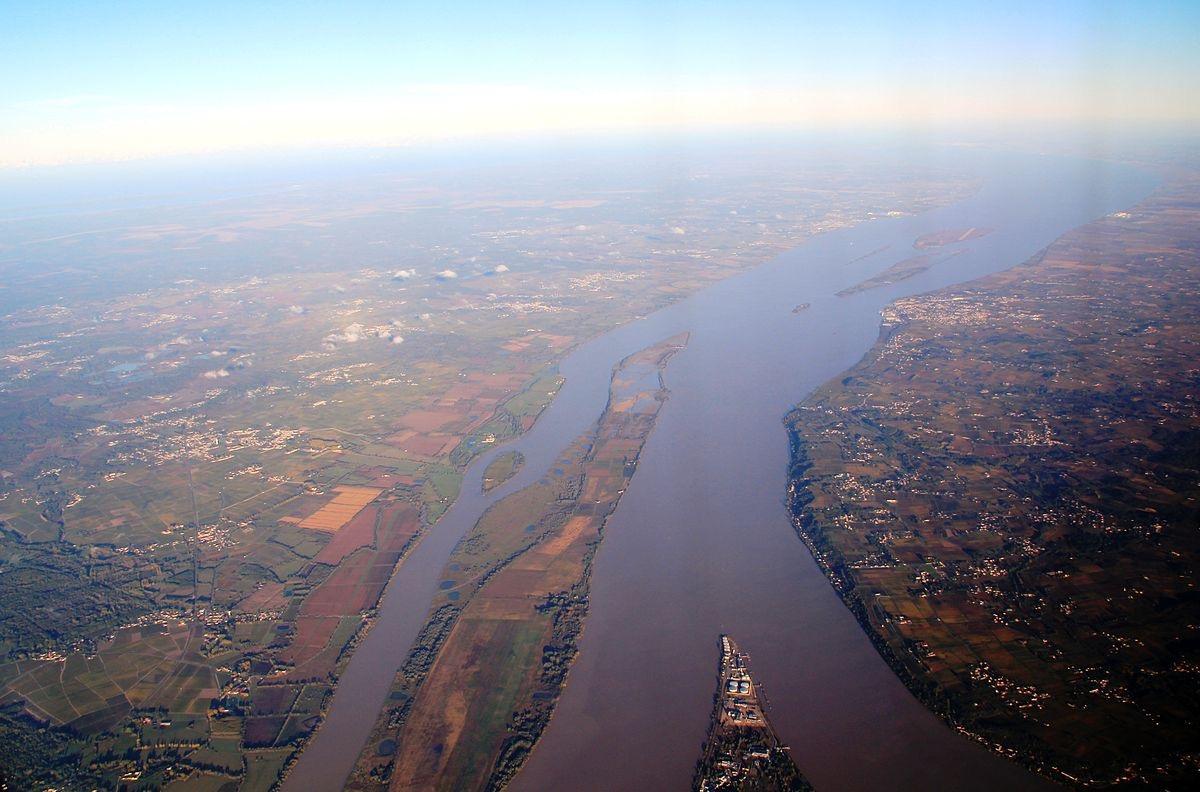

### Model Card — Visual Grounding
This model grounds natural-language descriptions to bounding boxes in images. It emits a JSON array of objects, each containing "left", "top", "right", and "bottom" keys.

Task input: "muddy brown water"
[{"left": 286, "top": 149, "right": 1156, "bottom": 791}]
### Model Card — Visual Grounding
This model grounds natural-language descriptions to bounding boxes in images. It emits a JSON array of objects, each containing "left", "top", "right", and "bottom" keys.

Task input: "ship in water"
[{"left": 693, "top": 635, "right": 813, "bottom": 791}]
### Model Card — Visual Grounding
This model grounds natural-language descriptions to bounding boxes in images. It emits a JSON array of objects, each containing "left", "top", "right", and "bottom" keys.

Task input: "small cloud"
[
  {"left": 488, "top": 264, "right": 510, "bottom": 275},
  {"left": 203, "top": 368, "right": 230, "bottom": 379},
  {"left": 287, "top": 304, "right": 306, "bottom": 315},
  {"left": 322, "top": 322, "right": 366, "bottom": 348},
  {"left": 332, "top": 284, "right": 347, "bottom": 293},
  {"left": 574, "top": 224, "right": 589, "bottom": 231},
  {"left": 393, "top": 268, "right": 417, "bottom": 280},
  {"left": 669, "top": 226, "right": 686, "bottom": 235},
  {"left": 391, "top": 335, "right": 405, "bottom": 345},
  {"left": 436, "top": 269, "right": 458, "bottom": 280}
]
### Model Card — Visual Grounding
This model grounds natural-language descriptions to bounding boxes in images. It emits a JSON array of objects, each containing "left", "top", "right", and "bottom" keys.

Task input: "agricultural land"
[
  {"left": 481, "top": 451, "right": 524, "bottom": 493},
  {"left": 347, "top": 334, "right": 686, "bottom": 791},
  {"left": 787, "top": 172, "right": 1200, "bottom": 786},
  {"left": 0, "top": 149, "right": 974, "bottom": 789}
]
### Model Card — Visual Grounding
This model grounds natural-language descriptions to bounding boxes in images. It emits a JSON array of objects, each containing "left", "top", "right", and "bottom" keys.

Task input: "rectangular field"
[{"left": 298, "top": 486, "right": 383, "bottom": 532}]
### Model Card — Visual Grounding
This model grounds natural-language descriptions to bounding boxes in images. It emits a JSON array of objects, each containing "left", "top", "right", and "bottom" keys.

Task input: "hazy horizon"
[
  {"left": 3, "top": 0, "right": 1199, "bottom": 168},
  {"left": 3, "top": 5, "right": 1200, "bottom": 790}
]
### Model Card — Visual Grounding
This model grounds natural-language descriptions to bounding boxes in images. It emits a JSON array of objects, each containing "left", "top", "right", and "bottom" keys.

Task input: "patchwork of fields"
[
  {"left": 787, "top": 174, "right": 1200, "bottom": 786},
  {"left": 348, "top": 335, "right": 687, "bottom": 791},
  {"left": 0, "top": 150, "right": 976, "bottom": 789}
]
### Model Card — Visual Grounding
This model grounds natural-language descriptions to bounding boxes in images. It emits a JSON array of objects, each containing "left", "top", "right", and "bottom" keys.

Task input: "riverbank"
[
  {"left": 511, "top": 150, "right": 1152, "bottom": 792},
  {"left": 693, "top": 635, "right": 811, "bottom": 791},
  {"left": 346, "top": 335, "right": 688, "bottom": 790},
  {"left": 783, "top": 171, "right": 1200, "bottom": 786}
]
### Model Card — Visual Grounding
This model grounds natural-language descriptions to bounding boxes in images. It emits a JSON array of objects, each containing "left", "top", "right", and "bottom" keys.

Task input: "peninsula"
[{"left": 694, "top": 636, "right": 811, "bottom": 791}]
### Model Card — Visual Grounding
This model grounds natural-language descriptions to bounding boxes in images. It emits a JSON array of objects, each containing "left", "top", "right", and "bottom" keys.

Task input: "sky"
[{"left": 2, "top": 0, "right": 1198, "bottom": 167}]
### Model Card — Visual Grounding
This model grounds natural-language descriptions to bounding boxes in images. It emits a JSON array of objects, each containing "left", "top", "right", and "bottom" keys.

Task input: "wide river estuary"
[{"left": 287, "top": 149, "right": 1156, "bottom": 791}]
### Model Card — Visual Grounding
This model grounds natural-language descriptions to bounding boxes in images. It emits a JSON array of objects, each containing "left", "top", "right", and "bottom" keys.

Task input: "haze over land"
[{"left": 1, "top": 2, "right": 1199, "bottom": 791}]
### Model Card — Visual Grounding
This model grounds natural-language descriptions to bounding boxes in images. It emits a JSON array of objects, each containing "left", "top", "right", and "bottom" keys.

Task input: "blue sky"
[{"left": 2, "top": 0, "right": 1198, "bottom": 166}]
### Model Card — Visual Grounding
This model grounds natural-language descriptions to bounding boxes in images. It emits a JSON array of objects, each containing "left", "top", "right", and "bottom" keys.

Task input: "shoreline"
[
  {"left": 785, "top": 379, "right": 1063, "bottom": 786},
  {"left": 780, "top": 177, "right": 1173, "bottom": 786},
  {"left": 342, "top": 335, "right": 687, "bottom": 790},
  {"left": 282, "top": 179, "right": 982, "bottom": 790},
  {"left": 288, "top": 150, "right": 1152, "bottom": 792}
]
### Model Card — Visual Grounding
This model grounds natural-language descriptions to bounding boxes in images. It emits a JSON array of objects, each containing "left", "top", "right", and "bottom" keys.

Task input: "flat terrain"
[
  {"left": 480, "top": 451, "right": 524, "bottom": 493},
  {"left": 347, "top": 335, "right": 686, "bottom": 791},
  {"left": 0, "top": 149, "right": 973, "bottom": 789},
  {"left": 694, "top": 636, "right": 811, "bottom": 791},
  {"left": 787, "top": 172, "right": 1200, "bottom": 786},
  {"left": 913, "top": 227, "right": 992, "bottom": 249},
  {"left": 838, "top": 225, "right": 992, "bottom": 296},
  {"left": 837, "top": 250, "right": 962, "bottom": 296}
]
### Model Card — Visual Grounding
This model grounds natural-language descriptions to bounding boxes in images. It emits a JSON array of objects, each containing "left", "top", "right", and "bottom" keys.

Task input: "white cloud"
[
  {"left": 436, "top": 269, "right": 458, "bottom": 280},
  {"left": 670, "top": 226, "right": 686, "bottom": 235},
  {"left": 288, "top": 304, "right": 306, "bottom": 315},
  {"left": 392, "top": 268, "right": 417, "bottom": 279},
  {"left": 323, "top": 322, "right": 365, "bottom": 348},
  {"left": 203, "top": 368, "right": 230, "bottom": 379}
]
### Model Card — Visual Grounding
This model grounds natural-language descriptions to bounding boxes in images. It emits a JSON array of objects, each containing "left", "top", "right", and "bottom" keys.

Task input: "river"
[{"left": 285, "top": 147, "right": 1156, "bottom": 791}]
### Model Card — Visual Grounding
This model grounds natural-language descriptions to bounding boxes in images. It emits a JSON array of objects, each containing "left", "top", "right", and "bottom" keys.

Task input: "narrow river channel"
[{"left": 286, "top": 148, "right": 1156, "bottom": 791}]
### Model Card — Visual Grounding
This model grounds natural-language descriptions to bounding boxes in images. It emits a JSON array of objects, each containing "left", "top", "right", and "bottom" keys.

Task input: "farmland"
[
  {"left": 787, "top": 173, "right": 1200, "bottom": 786},
  {"left": 481, "top": 451, "right": 524, "bottom": 493},
  {"left": 0, "top": 149, "right": 977, "bottom": 788},
  {"left": 347, "top": 334, "right": 687, "bottom": 791}
]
